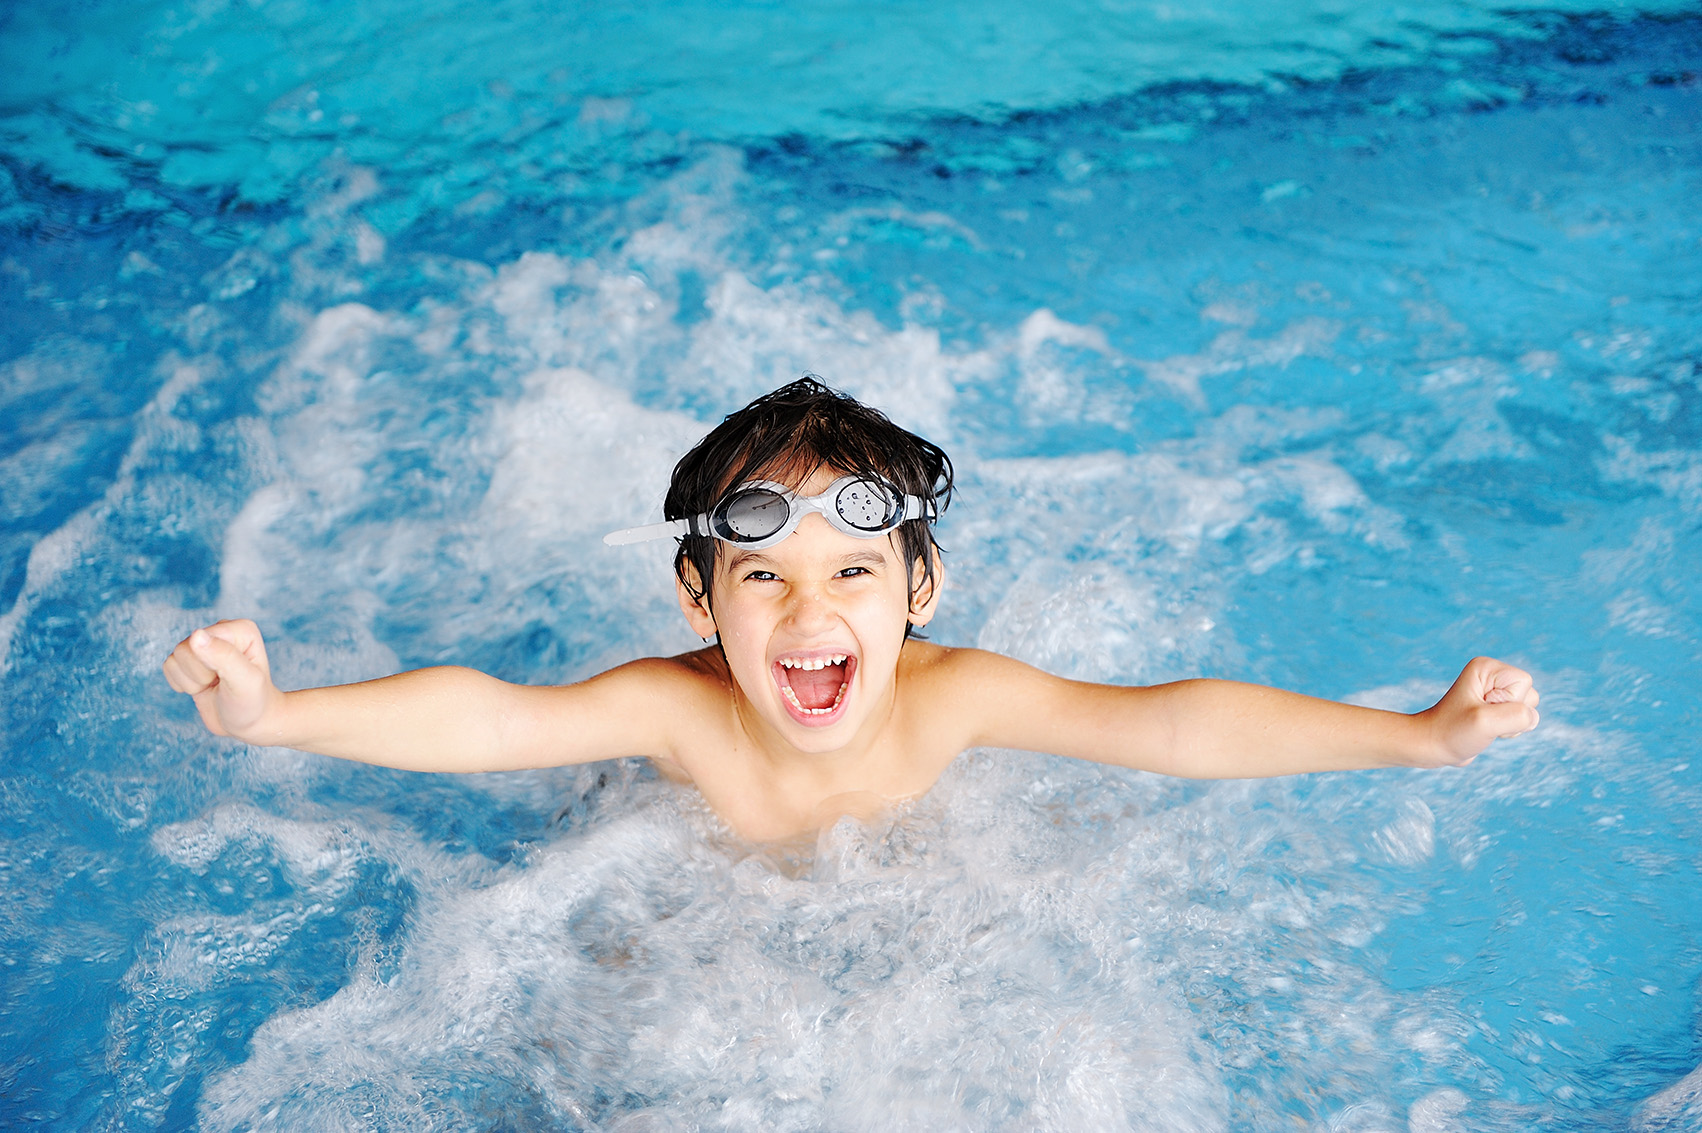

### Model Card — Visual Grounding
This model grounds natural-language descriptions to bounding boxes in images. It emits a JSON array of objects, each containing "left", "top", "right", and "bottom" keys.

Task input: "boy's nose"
[{"left": 783, "top": 585, "right": 837, "bottom": 630}]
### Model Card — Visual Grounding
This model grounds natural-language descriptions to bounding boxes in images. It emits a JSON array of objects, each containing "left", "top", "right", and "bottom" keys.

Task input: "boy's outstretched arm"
[
  {"left": 954, "top": 652, "right": 1539, "bottom": 778},
  {"left": 162, "top": 619, "right": 680, "bottom": 772}
]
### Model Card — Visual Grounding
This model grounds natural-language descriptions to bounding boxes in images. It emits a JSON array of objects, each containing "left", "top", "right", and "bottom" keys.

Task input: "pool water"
[{"left": 3, "top": 1, "right": 1701, "bottom": 1129}]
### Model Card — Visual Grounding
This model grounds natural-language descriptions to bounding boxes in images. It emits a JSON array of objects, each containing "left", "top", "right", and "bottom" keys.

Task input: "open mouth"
[{"left": 773, "top": 653, "right": 855, "bottom": 723}]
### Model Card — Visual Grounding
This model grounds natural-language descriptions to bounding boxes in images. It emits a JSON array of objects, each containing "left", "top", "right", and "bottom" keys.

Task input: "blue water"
[{"left": 3, "top": 1, "right": 1701, "bottom": 1128}]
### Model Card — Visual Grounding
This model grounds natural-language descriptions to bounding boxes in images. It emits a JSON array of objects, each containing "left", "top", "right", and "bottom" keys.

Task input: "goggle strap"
[
  {"left": 901, "top": 496, "right": 932, "bottom": 522},
  {"left": 602, "top": 519, "right": 690, "bottom": 546}
]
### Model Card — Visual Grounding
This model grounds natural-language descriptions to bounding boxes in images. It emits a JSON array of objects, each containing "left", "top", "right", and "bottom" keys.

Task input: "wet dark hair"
[{"left": 665, "top": 376, "right": 953, "bottom": 637}]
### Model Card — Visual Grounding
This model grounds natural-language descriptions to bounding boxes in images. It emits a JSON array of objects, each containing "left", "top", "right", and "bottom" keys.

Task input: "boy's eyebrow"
[
  {"left": 724, "top": 548, "right": 890, "bottom": 572},
  {"left": 724, "top": 550, "right": 778, "bottom": 572}
]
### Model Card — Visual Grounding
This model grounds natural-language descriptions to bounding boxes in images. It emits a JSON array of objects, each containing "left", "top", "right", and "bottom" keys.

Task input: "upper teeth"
[{"left": 780, "top": 655, "right": 847, "bottom": 670}]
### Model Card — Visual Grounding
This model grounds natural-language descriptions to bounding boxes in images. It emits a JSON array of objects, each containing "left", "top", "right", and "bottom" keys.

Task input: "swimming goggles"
[{"left": 604, "top": 476, "right": 932, "bottom": 549}]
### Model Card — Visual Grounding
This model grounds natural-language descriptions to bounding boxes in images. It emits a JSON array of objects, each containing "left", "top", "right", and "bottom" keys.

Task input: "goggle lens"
[
  {"left": 717, "top": 489, "right": 789, "bottom": 541},
  {"left": 835, "top": 480, "right": 898, "bottom": 530}
]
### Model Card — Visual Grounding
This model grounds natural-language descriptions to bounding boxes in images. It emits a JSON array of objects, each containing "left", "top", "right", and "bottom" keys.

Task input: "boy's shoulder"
[
  {"left": 895, "top": 641, "right": 1048, "bottom": 719},
  {"left": 590, "top": 648, "right": 733, "bottom": 696},
  {"left": 895, "top": 642, "right": 1085, "bottom": 754},
  {"left": 898, "top": 641, "right": 1039, "bottom": 684},
  {"left": 548, "top": 649, "right": 737, "bottom": 771}
]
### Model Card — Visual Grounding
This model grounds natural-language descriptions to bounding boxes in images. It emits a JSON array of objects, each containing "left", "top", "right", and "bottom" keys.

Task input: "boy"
[{"left": 164, "top": 378, "right": 1540, "bottom": 843}]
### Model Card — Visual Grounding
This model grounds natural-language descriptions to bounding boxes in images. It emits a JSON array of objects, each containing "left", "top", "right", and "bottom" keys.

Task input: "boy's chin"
[{"left": 762, "top": 691, "right": 862, "bottom": 751}]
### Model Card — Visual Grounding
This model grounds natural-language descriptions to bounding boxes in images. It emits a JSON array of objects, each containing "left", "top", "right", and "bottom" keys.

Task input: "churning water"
[{"left": 1, "top": 1, "right": 1700, "bottom": 1129}]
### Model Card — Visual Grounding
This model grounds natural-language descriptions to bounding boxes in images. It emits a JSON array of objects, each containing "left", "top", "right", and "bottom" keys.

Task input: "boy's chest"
[{"left": 671, "top": 731, "right": 959, "bottom": 842}]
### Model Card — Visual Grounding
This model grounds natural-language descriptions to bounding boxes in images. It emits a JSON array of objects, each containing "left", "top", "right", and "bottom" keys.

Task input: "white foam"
[
  {"left": 202, "top": 155, "right": 1048, "bottom": 681},
  {"left": 962, "top": 411, "right": 1410, "bottom": 680},
  {"left": 681, "top": 269, "right": 970, "bottom": 440},
  {"left": 1000, "top": 307, "right": 1131, "bottom": 426},
  {"left": 1415, "top": 356, "right": 1534, "bottom": 466},
  {"left": 1583, "top": 518, "right": 1692, "bottom": 641},
  {"left": 1634, "top": 1062, "right": 1702, "bottom": 1133},
  {"left": 1346, "top": 678, "right": 1447, "bottom": 713},
  {"left": 1372, "top": 798, "right": 1437, "bottom": 867},
  {"left": 150, "top": 802, "right": 485, "bottom": 893},
  {"left": 1140, "top": 318, "right": 1340, "bottom": 405},
  {"left": 0, "top": 344, "right": 214, "bottom": 672},
  {"left": 189, "top": 792, "right": 1234, "bottom": 1131}
]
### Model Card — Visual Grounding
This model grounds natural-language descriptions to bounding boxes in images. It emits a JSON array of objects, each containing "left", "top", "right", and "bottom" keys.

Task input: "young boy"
[{"left": 164, "top": 378, "right": 1540, "bottom": 843}]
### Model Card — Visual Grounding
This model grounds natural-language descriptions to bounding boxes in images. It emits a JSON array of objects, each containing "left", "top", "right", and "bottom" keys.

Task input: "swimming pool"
[{"left": 2, "top": 0, "right": 1700, "bottom": 1127}]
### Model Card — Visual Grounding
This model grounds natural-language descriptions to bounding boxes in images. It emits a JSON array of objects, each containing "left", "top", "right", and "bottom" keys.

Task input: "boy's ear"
[
  {"left": 675, "top": 563, "right": 718, "bottom": 640},
  {"left": 907, "top": 549, "right": 945, "bottom": 628}
]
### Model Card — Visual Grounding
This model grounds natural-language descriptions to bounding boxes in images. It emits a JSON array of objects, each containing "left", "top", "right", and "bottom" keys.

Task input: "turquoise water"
[{"left": 3, "top": 1, "right": 1701, "bottom": 1128}]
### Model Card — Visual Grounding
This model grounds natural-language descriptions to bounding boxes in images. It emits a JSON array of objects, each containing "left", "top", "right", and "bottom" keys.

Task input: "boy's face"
[{"left": 676, "top": 465, "right": 940, "bottom": 755}]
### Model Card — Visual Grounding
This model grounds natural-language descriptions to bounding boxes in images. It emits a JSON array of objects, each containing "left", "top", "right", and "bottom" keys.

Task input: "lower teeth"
[{"left": 783, "top": 683, "right": 846, "bottom": 716}]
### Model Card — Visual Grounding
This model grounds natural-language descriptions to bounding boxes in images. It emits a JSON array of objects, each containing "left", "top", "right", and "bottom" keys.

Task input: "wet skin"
[{"left": 163, "top": 464, "right": 1541, "bottom": 842}]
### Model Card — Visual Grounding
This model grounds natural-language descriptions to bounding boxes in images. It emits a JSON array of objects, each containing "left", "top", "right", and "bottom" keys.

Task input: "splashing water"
[{"left": 2, "top": 2, "right": 1700, "bottom": 1129}]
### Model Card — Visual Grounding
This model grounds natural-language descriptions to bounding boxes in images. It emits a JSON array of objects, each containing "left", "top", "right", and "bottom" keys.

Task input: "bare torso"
[{"left": 645, "top": 642, "right": 971, "bottom": 842}]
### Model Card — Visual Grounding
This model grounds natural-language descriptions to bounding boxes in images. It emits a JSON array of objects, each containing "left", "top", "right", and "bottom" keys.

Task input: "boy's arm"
[
  {"left": 162, "top": 619, "right": 681, "bottom": 772},
  {"left": 951, "top": 651, "right": 1539, "bottom": 777}
]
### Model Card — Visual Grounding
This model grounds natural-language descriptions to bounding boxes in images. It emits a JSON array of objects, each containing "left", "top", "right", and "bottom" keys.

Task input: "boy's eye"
[
  {"left": 745, "top": 570, "right": 778, "bottom": 582},
  {"left": 836, "top": 566, "right": 871, "bottom": 578}
]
